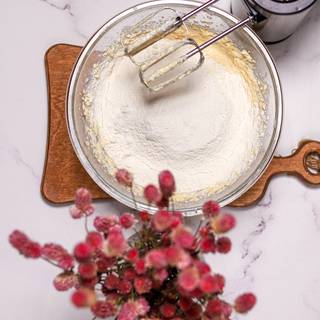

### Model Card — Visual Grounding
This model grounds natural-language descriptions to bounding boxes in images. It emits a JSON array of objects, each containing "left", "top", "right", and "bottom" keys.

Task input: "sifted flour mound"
[{"left": 82, "top": 28, "right": 266, "bottom": 197}]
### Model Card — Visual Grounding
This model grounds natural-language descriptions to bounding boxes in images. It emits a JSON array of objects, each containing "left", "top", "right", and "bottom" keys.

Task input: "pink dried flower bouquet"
[{"left": 9, "top": 169, "right": 256, "bottom": 320}]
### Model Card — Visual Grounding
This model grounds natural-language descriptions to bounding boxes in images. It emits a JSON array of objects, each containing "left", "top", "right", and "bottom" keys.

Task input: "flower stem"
[
  {"left": 133, "top": 227, "right": 140, "bottom": 234},
  {"left": 195, "top": 217, "right": 205, "bottom": 237},
  {"left": 41, "top": 257, "right": 63, "bottom": 269},
  {"left": 84, "top": 214, "right": 90, "bottom": 234}
]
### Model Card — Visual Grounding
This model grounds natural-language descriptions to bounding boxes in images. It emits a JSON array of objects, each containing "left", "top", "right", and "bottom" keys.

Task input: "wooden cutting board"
[{"left": 41, "top": 44, "right": 320, "bottom": 207}]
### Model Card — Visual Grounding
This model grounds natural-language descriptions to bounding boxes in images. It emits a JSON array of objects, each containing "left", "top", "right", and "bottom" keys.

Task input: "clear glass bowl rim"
[{"left": 66, "top": 0, "right": 283, "bottom": 216}]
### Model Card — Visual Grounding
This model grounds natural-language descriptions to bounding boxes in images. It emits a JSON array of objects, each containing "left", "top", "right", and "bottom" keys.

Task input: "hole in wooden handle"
[{"left": 305, "top": 151, "right": 320, "bottom": 175}]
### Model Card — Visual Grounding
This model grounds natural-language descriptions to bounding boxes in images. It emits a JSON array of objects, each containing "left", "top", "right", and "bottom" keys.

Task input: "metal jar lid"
[{"left": 250, "top": 0, "right": 317, "bottom": 15}]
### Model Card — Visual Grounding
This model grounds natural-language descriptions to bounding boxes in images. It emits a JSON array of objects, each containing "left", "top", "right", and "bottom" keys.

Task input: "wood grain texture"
[
  {"left": 42, "top": 44, "right": 109, "bottom": 204},
  {"left": 41, "top": 44, "right": 320, "bottom": 207}
]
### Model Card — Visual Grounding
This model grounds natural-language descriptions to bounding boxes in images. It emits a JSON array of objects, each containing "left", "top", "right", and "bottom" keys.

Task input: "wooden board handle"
[
  {"left": 231, "top": 140, "right": 320, "bottom": 207},
  {"left": 271, "top": 140, "right": 320, "bottom": 184}
]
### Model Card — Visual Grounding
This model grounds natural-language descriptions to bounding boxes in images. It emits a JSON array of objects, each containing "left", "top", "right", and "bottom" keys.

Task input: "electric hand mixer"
[{"left": 121, "top": 0, "right": 258, "bottom": 92}]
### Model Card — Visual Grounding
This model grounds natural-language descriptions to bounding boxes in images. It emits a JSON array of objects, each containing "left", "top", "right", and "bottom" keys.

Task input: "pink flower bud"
[
  {"left": 78, "top": 262, "right": 97, "bottom": 279},
  {"left": 152, "top": 210, "right": 172, "bottom": 232},
  {"left": 118, "top": 279, "right": 133, "bottom": 294},
  {"left": 106, "top": 226, "right": 128, "bottom": 256},
  {"left": 116, "top": 169, "right": 133, "bottom": 187},
  {"left": 86, "top": 232, "right": 103, "bottom": 249},
  {"left": 160, "top": 303, "right": 176, "bottom": 318},
  {"left": 178, "top": 297, "right": 193, "bottom": 312},
  {"left": 189, "top": 287, "right": 204, "bottom": 299},
  {"left": 211, "top": 213, "right": 236, "bottom": 234},
  {"left": 41, "top": 244, "right": 74, "bottom": 270},
  {"left": 217, "top": 237, "right": 232, "bottom": 254},
  {"left": 80, "top": 276, "right": 98, "bottom": 289},
  {"left": 206, "top": 299, "right": 223, "bottom": 315},
  {"left": 91, "top": 300, "right": 116, "bottom": 318},
  {"left": 96, "top": 255, "right": 116, "bottom": 272},
  {"left": 75, "top": 188, "right": 91, "bottom": 207},
  {"left": 119, "top": 213, "right": 136, "bottom": 229},
  {"left": 206, "top": 298, "right": 232, "bottom": 317},
  {"left": 172, "top": 211, "right": 184, "bottom": 226},
  {"left": 74, "top": 188, "right": 94, "bottom": 216},
  {"left": 144, "top": 184, "right": 161, "bottom": 203},
  {"left": 185, "top": 303, "right": 202, "bottom": 318},
  {"left": 199, "top": 226, "right": 210, "bottom": 237},
  {"left": 74, "top": 242, "right": 92, "bottom": 261},
  {"left": 234, "top": 293, "right": 257, "bottom": 313},
  {"left": 171, "top": 226, "right": 195, "bottom": 249},
  {"left": 134, "top": 259, "right": 146, "bottom": 275},
  {"left": 202, "top": 200, "right": 220, "bottom": 218},
  {"left": 42, "top": 243, "right": 68, "bottom": 260},
  {"left": 194, "top": 260, "right": 211, "bottom": 274},
  {"left": 165, "top": 245, "right": 191, "bottom": 270},
  {"left": 9, "top": 230, "right": 42, "bottom": 259},
  {"left": 223, "top": 303, "right": 232, "bottom": 317},
  {"left": 94, "top": 215, "right": 119, "bottom": 233},
  {"left": 71, "top": 288, "right": 96, "bottom": 308},
  {"left": 123, "top": 268, "right": 136, "bottom": 281},
  {"left": 104, "top": 274, "right": 120, "bottom": 290},
  {"left": 135, "top": 298, "right": 150, "bottom": 316},
  {"left": 53, "top": 271, "right": 77, "bottom": 291},
  {"left": 138, "top": 211, "right": 150, "bottom": 222},
  {"left": 69, "top": 206, "right": 82, "bottom": 219},
  {"left": 145, "top": 249, "right": 167, "bottom": 269},
  {"left": 58, "top": 254, "right": 74, "bottom": 270},
  {"left": 178, "top": 267, "right": 200, "bottom": 292},
  {"left": 9, "top": 230, "right": 28, "bottom": 249},
  {"left": 118, "top": 301, "right": 138, "bottom": 320},
  {"left": 199, "top": 274, "right": 225, "bottom": 294},
  {"left": 153, "top": 268, "right": 168, "bottom": 284},
  {"left": 134, "top": 276, "right": 153, "bottom": 294},
  {"left": 199, "top": 236, "right": 216, "bottom": 253},
  {"left": 158, "top": 170, "right": 176, "bottom": 198},
  {"left": 22, "top": 241, "right": 42, "bottom": 259},
  {"left": 126, "top": 248, "right": 139, "bottom": 263}
]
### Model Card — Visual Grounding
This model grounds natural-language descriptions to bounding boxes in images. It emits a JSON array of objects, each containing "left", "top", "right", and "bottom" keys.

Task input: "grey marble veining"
[{"left": 40, "top": 0, "right": 73, "bottom": 15}]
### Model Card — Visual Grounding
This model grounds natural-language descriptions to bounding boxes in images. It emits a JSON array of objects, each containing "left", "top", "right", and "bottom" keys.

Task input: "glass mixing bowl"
[{"left": 67, "top": 0, "right": 283, "bottom": 216}]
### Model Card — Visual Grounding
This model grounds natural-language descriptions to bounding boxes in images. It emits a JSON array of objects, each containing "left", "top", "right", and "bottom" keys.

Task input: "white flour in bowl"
[{"left": 82, "top": 26, "right": 266, "bottom": 197}]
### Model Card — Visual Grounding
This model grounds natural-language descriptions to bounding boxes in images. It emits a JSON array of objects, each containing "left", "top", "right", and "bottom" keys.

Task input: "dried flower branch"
[{"left": 9, "top": 170, "right": 256, "bottom": 319}]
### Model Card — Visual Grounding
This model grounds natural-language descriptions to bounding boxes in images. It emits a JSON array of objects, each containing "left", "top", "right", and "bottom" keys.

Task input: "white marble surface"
[{"left": 1, "top": 0, "right": 320, "bottom": 319}]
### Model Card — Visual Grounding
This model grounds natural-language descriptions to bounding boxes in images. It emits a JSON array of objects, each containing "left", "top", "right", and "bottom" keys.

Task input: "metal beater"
[{"left": 122, "top": 0, "right": 259, "bottom": 92}]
